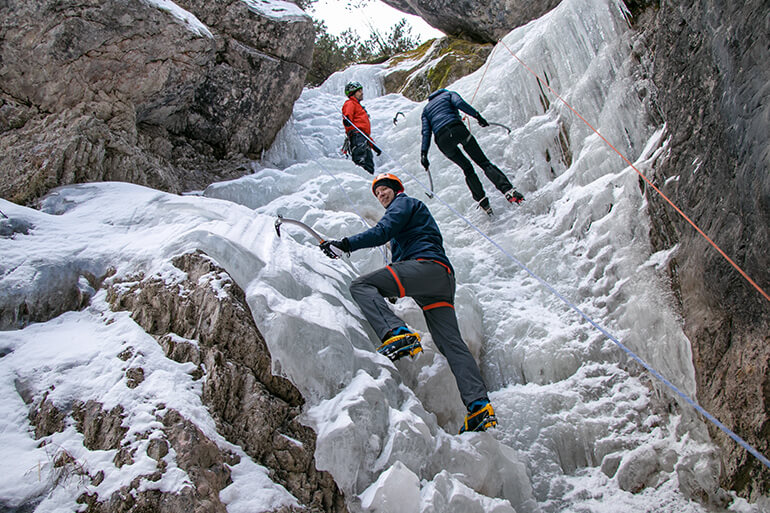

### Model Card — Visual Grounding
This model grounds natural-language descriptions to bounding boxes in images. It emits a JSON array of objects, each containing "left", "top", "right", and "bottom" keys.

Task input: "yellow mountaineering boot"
[
  {"left": 377, "top": 327, "right": 422, "bottom": 361},
  {"left": 459, "top": 400, "right": 498, "bottom": 434}
]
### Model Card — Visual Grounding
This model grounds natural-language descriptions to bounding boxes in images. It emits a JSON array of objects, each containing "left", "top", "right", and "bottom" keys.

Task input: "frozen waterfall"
[
  {"left": 0, "top": 0, "right": 763, "bottom": 511},
  {"left": 214, "top": 0, "right": 735, "bottom": 509}
]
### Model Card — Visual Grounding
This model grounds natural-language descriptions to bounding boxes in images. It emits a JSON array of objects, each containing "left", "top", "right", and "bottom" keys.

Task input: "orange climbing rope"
[
  {"left": 484, "top": 38, "right": 769, "bottom": 303},
  {"left": 463, "top": 43, "right": 498, "bottom": 131},
  {"left": 470, "top": 43, "right": 497, "bottom": 105}
]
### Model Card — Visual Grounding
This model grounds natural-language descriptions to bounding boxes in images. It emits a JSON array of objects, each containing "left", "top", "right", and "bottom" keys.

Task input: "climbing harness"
[{"left": 392, "top": 111, "right": 405, "bottom": 125}]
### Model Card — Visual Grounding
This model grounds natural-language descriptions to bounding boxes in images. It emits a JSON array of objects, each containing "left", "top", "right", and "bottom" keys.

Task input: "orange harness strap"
[
  {"left": 416, "top": 258, "right": 453, "bottom": 275},
  {"left": 422, "top": 301, "right": 454, "bottom": 311},
  {"left": 386, "top": 265, "right": 405, "bottom": 297}
]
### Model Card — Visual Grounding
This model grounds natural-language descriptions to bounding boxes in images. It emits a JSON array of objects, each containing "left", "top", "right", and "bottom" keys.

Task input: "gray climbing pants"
[{"left": 349, "top": 259, "right": 489, "bottom": 407}]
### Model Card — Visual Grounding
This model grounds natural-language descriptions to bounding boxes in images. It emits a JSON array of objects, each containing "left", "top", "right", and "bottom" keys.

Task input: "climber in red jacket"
[{"left": 342, "top": 81, "right": 381, "bottom": 174}]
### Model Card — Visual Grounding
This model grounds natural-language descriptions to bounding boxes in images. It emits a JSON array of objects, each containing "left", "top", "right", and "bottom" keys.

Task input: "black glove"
[
  {"left": 477, "top": 115, "right": 489, "bottom": 127},
  {"left": 372, "top": 144, "right": 382, "bottom": 156},
  {"left": 319, "top": 238, "right": 351, "bottom": 259},
  {"left": 420, "top": 151, "right": 430, "bottom": 169}
]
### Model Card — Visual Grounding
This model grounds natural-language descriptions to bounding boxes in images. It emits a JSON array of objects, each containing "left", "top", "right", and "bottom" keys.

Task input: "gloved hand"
[
  {"left": 421, "top": 151, "right": 430, "bottom": 169},
  {"left": 372, "top": 144, "right": 382, "bottom": 156},
  {"left": 477, "top": 115, "right": 489, "bottom": 127},
  {"left": 320, "top": 238, "right": 351, "bottom": 259}
]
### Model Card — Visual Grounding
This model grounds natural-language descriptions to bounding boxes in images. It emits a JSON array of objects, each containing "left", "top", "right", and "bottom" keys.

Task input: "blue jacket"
[
  {"left": 421, "top": 89, "right": 481, "bottom": 153},
  {"left": 347, "top": 193, "right": 453, "bottom": 272}
]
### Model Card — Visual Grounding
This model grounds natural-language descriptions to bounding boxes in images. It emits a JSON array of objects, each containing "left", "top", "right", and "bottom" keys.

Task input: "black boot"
[
  {"left": 505, "top": 189, "right": 524, "bottom": 204},
  {"left": 478, "top": 197, "right": 493, "bottom": 216}
]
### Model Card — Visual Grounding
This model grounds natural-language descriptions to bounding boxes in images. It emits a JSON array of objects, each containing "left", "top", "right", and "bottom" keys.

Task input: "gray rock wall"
[
  {"left": 630, "top": 0, "right": 769, "bottom": 499},
  {"left": 0, "top": 0, "right": 314, "bottom": 204},
  {"left": 104, "top": 251, "right": 348, "bottom": 512},
  {"left": 379, "top": 0, "right": 562, "bottom": 42}
]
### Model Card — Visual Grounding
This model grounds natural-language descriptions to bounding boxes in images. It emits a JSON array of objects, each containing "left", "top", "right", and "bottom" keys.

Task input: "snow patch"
[{"left": 142, "top": 0, "right": 213, "bottom": 38}]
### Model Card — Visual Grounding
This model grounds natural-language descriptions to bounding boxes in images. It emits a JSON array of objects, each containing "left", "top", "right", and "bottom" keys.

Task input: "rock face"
[
  {"left": 628, "top": 0, "right": 769, "bottom": 499},
  {"left": 105, "top": 251, "right": 347, "bottom": 512},
  {"left": 379, "top": 0, "right": 562, "bottom": 42},
  {"left": 383, "top": 37, "right": 493, "bottom": 101},
  {"left": 0, "top": 0, "right": 314, "bottom": 205}
]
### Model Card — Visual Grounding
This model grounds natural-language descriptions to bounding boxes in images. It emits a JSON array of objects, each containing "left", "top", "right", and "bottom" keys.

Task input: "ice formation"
[{"left": 1, "top": 0, "right": 763, "bottom": 511}]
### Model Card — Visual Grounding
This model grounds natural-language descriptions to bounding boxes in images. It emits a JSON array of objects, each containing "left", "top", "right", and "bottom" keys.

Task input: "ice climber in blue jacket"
[
  {"left": 421, "top": 89, "right": 524, "bottom": 216},
  {"left": 320, "top": 173, "right": 498, "bottom": 434}
]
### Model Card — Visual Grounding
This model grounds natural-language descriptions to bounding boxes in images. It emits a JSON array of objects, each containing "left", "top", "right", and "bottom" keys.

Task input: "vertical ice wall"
[{"left": 204, "top": 0, "right": 737, "bottom": 511}]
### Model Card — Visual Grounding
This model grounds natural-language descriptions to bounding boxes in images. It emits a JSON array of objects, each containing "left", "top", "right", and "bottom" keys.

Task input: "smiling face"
[{"left": 374, "top": 185, "right": 396, "bottom": 208}]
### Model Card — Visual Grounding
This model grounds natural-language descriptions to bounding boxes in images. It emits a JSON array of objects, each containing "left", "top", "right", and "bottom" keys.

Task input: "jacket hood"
[{"left": 428, "top": 89, "right": 448, "bottom": 101}]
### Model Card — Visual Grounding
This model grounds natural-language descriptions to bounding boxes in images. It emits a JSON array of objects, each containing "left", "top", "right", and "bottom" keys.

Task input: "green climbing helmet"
[{"left": 345, "top": 81, "right": 363, "bottom": 97}]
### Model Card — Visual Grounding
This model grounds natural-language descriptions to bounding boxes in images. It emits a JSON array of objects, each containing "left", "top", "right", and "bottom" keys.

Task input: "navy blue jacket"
[
  {"left": 347, "top": 193, "right": 453, "bottom": 272},
  {"left": 421, "top": 89, "right": 481, "bottom": 153}
]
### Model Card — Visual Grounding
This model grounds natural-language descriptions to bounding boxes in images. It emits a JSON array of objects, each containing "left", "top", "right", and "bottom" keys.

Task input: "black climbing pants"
[
  {"left": 434, "top": 121, "right": 512, "bottom": 203},
  {"left": 348, "top": 131, "right": 375, "bottom": 175}
]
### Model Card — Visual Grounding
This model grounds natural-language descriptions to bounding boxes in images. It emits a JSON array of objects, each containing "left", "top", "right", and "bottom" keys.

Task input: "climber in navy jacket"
[
  {"left": 421, "top": 89, "right": 524, "bottom": 216},
  {"left": 320, "top": 173, "right": 498, "bottom": 434}
]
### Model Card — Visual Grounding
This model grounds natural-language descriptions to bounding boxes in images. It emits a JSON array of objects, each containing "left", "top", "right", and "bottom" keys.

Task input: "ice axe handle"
[
  {"left": 275, "top": 215, "right": 343, "bottom": 259},
  {"left": 488, "top": 121, "right": 512, "bottom": 134},
  {"left": 424, "top": 167, "right": 435, "bottom": 199}
]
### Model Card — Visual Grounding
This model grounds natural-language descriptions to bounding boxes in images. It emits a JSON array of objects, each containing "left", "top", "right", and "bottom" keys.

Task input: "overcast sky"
[{"left": 310, "top": 0, "right": 444, "bottom": 41}]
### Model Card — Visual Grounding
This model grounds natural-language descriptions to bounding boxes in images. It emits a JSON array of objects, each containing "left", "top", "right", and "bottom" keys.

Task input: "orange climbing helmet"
[{"left": 371, "top": 173, "right": 404, "bottom": 196}]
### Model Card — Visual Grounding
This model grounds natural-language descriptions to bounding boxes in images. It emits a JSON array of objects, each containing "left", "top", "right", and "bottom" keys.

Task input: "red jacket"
[{"left": 342, "top": 97, "right": 371, "bottom": 136}]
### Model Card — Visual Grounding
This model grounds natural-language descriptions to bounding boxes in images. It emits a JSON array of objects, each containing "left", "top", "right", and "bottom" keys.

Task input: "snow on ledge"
[
  {"left": 143, "top": 0, "right": 214, "bottom": 38},
  {"left": 239, "top": 0, "right": 308, "bottom": 21}
]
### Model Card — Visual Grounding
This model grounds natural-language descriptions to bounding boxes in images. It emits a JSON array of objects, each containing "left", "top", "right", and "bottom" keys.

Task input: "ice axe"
[
  {"left": 274, "top": 215, "right": 360, "bottom": 272},
  {"left": 423, "top": 167, "right": 435, "bottom": 199},
  {"left": 274, "top": 214, "right": 341, "bottom": 256},
  {"left": 464, "top": 115, "right": 512, "bottom": 135},
  {"left": 487, "top": 122, "right": 512, "bottom": 134},
  {"left": 392, "top": 111, "right": 405, "bottom": 126}
]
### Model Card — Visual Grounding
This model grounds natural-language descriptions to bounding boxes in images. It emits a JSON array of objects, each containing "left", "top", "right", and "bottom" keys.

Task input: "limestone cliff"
[
  {"left": 382, "top": 37, "right": 493, "bottom": 101},
  {"left": 0, "top": 0, "right": 314, "bottom": 205}
]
